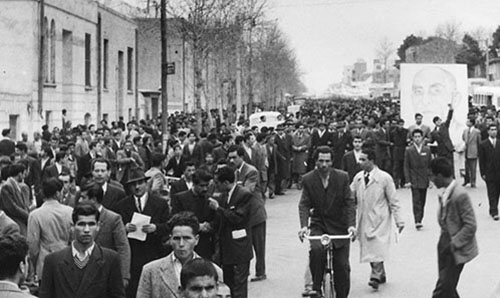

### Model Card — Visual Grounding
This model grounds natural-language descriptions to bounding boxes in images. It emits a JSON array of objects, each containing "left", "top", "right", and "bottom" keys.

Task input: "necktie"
[
  {"left": 438, "top": 194, "right": 445, "bottom": 221},
  {"left": 136, "top": 197, "right": 142, "bottom": 213},
  {"left": 364, "top": 171, "right": 370, "bottom": 185},
  {"left": 236, "top": 170, "right": 241, "bottom": 181}
]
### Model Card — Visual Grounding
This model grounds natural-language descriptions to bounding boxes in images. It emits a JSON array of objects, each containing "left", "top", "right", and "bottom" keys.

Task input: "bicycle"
[{"left": 306, "top": 232, "right": 353, "bottom": 298}]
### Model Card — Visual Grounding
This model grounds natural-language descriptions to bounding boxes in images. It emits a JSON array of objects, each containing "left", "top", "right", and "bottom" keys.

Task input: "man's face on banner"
[{"left": 411, "top": 66, "right": 458, "bottom": 122}]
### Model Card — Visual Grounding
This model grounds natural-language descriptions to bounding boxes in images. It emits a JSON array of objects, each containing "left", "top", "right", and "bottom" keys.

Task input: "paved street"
[{"left": 248, "top": 178, "right": 500, "bottom": 298}]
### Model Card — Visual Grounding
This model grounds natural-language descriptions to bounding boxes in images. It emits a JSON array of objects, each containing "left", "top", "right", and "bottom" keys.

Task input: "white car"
[{"left": 247, "top": 111, "right": 285, "bottom": 129}]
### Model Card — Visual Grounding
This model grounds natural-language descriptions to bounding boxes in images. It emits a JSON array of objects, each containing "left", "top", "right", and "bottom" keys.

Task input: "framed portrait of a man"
[{"left": 400, "top": 63, "right": 467, "bottom": 147}]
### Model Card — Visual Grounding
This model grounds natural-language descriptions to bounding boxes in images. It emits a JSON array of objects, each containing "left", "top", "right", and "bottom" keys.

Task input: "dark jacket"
[
  {"left": 479, "top": 138, "right": 500, "bottom": 181},
  {"left": 213, "top": 185, "right": 253, "bottom": 265},
  {"left": 39, "top": 245, "right": 125, "bottom": 298},
  {"left": 298, "top": 168, "right": 355, "bottom": 247}
]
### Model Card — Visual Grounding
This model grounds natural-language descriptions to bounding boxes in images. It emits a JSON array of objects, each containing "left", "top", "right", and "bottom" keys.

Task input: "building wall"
[
  {"left": 43, "top": 0, "right": 98, "bottom": 129},
  {"left": 99, "top": 5, "right": 137, "bottom": 122},
  {"left": 0, "top": 0, "right": 38, "bottom": 140},
  {"left": 136, "top": 18, "right": 193, "bottom": 117}
]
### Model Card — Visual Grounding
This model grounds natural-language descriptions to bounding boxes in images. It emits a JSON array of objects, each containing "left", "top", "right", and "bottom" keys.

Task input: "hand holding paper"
[{"left": 128, "top": 212, "right": 151, "bottom": 241}]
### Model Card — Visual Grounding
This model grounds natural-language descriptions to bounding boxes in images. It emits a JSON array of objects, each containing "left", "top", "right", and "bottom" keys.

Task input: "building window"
[
  {"left": 127, "top": 47, "right": 133, "bottom": 91},
  {"left": 85, "top": 33, "right": 91, "bottom": 87},
  {"left": 103, "top": 39, "right": 109, "bottom": 89},
  {"left": 50, "top": 20, "right": 56, "bottom": 83},
  {"left": 43, "top": 17, "right": 49, "bottom": 83}
]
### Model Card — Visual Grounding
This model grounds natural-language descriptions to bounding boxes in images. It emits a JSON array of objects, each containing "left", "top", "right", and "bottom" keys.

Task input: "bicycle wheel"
[{"left": 322, "top": 272, "right": 335, "bottom": 298}]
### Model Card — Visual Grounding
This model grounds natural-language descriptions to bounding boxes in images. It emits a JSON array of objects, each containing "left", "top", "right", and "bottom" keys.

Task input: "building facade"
[{"left": 0, "top": 0, "right": 137, "bottom": 140}]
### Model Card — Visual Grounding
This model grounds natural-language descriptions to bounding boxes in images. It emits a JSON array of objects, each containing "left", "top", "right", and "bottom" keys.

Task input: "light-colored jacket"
[
  {"left": 136, "top": 252, "right": 223, "bottom": 298},
  {"left": 0, "top": 281, "right": 36, "bottom": 298},
  {"left": 351, "top": 166, "right": 403, "bottom": 263},
  {"left": 462, "top": 127, "right": 481, "bottom": 159},
  {"left": 26, "top": 200, "right": 72, "bottom": 280}
]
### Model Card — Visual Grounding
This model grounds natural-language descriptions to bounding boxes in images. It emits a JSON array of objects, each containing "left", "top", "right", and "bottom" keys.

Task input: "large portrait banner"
[{"left": 400, "top": 63, "right": 468, "bottom": 148}]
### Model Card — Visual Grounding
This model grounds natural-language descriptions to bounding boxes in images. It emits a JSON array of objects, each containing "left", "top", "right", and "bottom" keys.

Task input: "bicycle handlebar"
[{"left": 306, "top": 232, "right": 353, "bottom": 241}]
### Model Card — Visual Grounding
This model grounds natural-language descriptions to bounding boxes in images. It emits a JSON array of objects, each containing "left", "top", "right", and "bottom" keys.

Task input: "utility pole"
[
  {"left": 486, "top": 38, "right": 490, "bottom": 80},
  {"left": 247, "top": 19, "right": 254, "bottom": 115},
  {"left": 160, "top": 0, "right": 169, "bottom": 149},
  {"left": 236, "top": 36, "right": 242, "bottom": 121}
]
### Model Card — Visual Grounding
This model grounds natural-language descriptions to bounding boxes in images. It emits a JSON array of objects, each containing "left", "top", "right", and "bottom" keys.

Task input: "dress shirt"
[
  {"left": 227, "top": 183, "right": 238, "bottom": 204},
  {"left": 172, "top": 252, "right": 201, "bottom": 284},
  {"left": 134, "top": 193, "right": 149, "bottom": 212},
  {"left": 72, "top": 241, "right": 95, "bottom": 262}
]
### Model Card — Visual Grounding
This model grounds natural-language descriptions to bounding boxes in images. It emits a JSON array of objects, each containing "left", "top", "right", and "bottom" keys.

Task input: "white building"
[{"left": 0, "top": 0, "right": 137, "bottom": 140}]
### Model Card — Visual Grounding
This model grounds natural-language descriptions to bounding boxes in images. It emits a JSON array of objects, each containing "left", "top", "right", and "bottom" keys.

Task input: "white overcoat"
[{"left": 351, "top": 167, "right": 404, "bottom": 263}]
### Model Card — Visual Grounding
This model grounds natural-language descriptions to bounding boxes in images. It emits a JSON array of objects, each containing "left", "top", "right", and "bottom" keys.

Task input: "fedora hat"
[{"left": 125, "top": 167, "right": 150, "bottom": 185}]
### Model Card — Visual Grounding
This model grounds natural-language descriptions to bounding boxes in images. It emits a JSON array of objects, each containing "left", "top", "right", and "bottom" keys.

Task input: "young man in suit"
[
  {"left": 478, "top": 124, "right": 500, "bottom": 220},
  {"left": 116, "top": 140, "right": 144, "bottom": 187},
  {"left": 39, "top": 203, "right": 125, "bottom": 298},
  {"left": 332, "top": 121, "right": 353, "bottom": 169},
  {"left": 0, "top": 234, "right": 36, "bottom": 298},
  {"left": 430, "top": 157, "right": 478, "bottom": 298},
  {"left": 26, "top": 178, "right": 73, "bottom": 283},
  {"left": 165, "top": 144, "right": 186, "bottom": 178},
  {"left": 341, "top": 135, "right": 363, "bottom": 183},
  {"left": 404, "top": 129, "right": 432, "bottom": 230},
  {"left": 169, "top": 161, "right": 195, "bottom": 197},
  {"left": 462, "top": 118, "right": 481, "bottom": 188},
  {"left": 91, "top": 158, "right": 126, "bottom": 212},
  {"left": 171, "top": 170, "right": 215, "bottom": 260},
  {"left": 115, "top": 168, "right": 170, "bottom": 298},
  {"left": 136, "top": 212, "right": 223, "bottom": 298},
  {"left": 227, "top": 145, "right": 267, "bottom": 283},
  {"left": 298, "top": 146, "right": 356, "bottom": 298},
  {"left": 208, "top": 166, "right": 253, "bottom": 298},
  {"left": 0, "top": 164, "right": 30, "bottom": 235},
  {"left": 78, "top": 183, "right": 131, "bottom": 289},
  {"left": 42, "top": 152, "right": 69, "bottom": 182}
]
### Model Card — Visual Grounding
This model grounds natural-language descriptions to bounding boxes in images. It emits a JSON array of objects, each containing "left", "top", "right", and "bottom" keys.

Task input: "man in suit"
[
  {"left": 165, "top": 144, "right": 186, "bottom": 178},
  {"left": 115, "top": 168, "right": 170, "bottom": 298},
  {"left": 390, "top": 119, "right": 409, "bottom": 188},
  {"left": 14, "top": 143, "right": 41, "bottom": 203},
  {"left": 26, "top": 178, "right": 73, "bottom": 282},
  {"left": 171, "top": 170, "right": 216, "bottom": 260},
  {"left": 479, "top": 124, "right": 500, "bottom": 220},
  {"left": 182, "top": 132, "right": 204, "bottom": 167},
  {"left": 0, "top": 234, "right": 36, "bottom": 298},
  {"left": 332, "top": 121, "right": 353, "bottom": 169},
  {"left": 213, "top": 135, "right": 233, "bottom": 164},
  {"left": 462, "top": 118, "right": 481, "bottom": 188},
  {"left": 91, "top": 158, "right": 126, "bottom": 212},
  {"left": 208, "top": 166, "right": 253, "bottom": 298},
  {"left": 431, "top": 104, "right": 455, "bottom": 177},
  {"left": 116, "top": 140, "right": 144, "bottom": 187},
  {"left": 228, "top": 145, "right": 267, "bottom": 283},
  {"left": 430, "top": 157, "right": 478, "bottom": 298},
  {"left": 404, "top": 129, "right": 432, "bottom": 230},
  {"left": 373, "top": 119, "right": 393, "bottom": 174},
  {"left": 0, "top": 128, "right": 16, "bottom": 157},
  {"left": 407, "top": 113, "right": 431, "bottom": 144},
  {"left": 77, "top": 140, "right": 100, "bottom": 186},
  {"left": 136, "top": 212, "right": 223, "bottom": 298},
  {"left": 0, "top": 164, "right": 30, "bottom": 236},
  {"left": 79, "top": 183, "right": 131, "bottom": 288},
  {"left": 274, "top": 125, "right": 291, "bottom": 194},
  {"left": 0, "top": 210, "right": 20, "bottom": 236},
  {"left": 341, "top": 135, "right": 363, "bottom": 183},
  {"left": 42, "top": 152, "right": 69, "bottom": 182},
  {"left": 39, "top": 203, "right": 125, "bottom": 298},
  {"left": 169, "top": 161, "right": 195, "bottom": 197},
  {"left": 309, "top": 122, "right": 332, "bottom": 171},
  {"left": 298, "top": 146, "right": 356, "bottom": 298}
]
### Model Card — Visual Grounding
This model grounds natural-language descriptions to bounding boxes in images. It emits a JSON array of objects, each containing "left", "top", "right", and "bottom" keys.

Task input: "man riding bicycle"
[{"left": 298, "top": 146, "right": 356, "bottom": 298}]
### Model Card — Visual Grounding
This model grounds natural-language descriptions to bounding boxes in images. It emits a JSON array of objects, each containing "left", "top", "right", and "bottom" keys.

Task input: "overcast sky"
[
  {"left": 122, "top": 0, "right": 500, "bottom": 95},
  {"left": 266, "top": 0, "right": 499, "bottom": 94}
]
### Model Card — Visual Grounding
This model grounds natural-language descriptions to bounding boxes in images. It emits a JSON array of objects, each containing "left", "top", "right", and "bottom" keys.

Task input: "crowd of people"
[{"left": 0, "top": 98, "right": 497, "bottom": 297}]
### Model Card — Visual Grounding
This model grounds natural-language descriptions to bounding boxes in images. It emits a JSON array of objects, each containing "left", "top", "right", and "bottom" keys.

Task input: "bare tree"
[
  {"left": 375, "top": 37, "right": 395, "bottom": 83},
  {"left": 167, "top": 0, "right": 266, "bottom": 132},
  {"left": 435, "top": 20, "right": 463, "bottom": 43}
]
